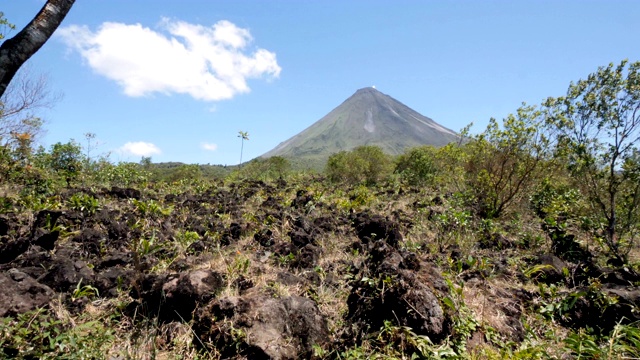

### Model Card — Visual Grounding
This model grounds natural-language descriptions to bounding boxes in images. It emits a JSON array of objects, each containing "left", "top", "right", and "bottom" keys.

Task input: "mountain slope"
[{"left": 261, "top": 87, "right": 459, "bottom": 165}]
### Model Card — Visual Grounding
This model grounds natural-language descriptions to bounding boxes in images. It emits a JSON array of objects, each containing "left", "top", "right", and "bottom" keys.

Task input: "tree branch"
[{"left": 0, "top": 0, "right": 75, "bottom": 98}]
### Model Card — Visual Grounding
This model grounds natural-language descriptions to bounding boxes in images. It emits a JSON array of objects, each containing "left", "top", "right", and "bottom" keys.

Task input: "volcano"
[{"left": 261, "top": 87, "right": 459, "bottom": 167}]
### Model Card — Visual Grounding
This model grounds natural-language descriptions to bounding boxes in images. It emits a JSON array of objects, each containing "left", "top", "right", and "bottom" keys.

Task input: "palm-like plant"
[{"left": 238, "top": 131, "right": 249, "bottom": 167}]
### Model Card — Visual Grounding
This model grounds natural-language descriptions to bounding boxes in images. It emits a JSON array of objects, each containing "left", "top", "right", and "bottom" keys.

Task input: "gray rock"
[
  {"left": 0, "top": 269, "right": 54, "bottom": 317},
  {"left": 196, "top": 293, "right": 329, "bottom": 360}
]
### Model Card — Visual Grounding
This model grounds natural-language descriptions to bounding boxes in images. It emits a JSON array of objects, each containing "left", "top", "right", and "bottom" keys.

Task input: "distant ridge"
[{"left": 261, "top": 87, "right": 459, "bottom": 167}]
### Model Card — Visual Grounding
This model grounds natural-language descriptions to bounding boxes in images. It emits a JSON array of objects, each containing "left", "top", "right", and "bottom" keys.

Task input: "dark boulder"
[
  {"left": 132, "top": 269, "right": 224, "bottom": 322},
  {"left": 346, "top": 239, "right": 449, "bottom": 342},
  {"left": 109, "top": 186, "right": 141, "bottom": 199},
  {"left": 40, "top": 257, "right": 96, "bottom": 293},
  {"left": 0, "top": 237, "right": 31, "bottom": 264},
  {"left": 351, "top": 212, "right": 403, "bottom": 247},
  {"left": 0, "top": 216, "right": 9, "bottom": 236},
  {"left": 532, "top": 254, "right": 568, "bottom": 284},
  {"left": 0, "top": 269, "right": 54, "bottom": 317},
  {"left": 195, "top": 293, "right": 329, "bottom": 360}
]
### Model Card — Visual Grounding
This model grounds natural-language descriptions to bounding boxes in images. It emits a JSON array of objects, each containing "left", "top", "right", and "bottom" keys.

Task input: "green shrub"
[
  {"left": 94, "top": 162, "right": 150, "bottom": 187},
  {"left": 464, "top": 104, "right": 550, "bottom": 218},
  {"left": 49, "top": 140, "right": 84, "bottom": 184},
  {"left": 326, "top": 145, "right": 392, "bottom": 185},
  {"left": 67, "top": 193, "right": 100, "bottom": 216},
  {"left": 395, "top": 145, "right": 437, "bottom": 186},
  {"left": 232, "top": 156, "right": 291, "bottom": 181}
]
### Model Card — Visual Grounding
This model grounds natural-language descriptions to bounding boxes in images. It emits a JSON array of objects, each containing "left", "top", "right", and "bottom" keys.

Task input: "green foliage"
[
  {"left": 465, "top": 104, "right": 550, "bottom": 218},
  {"left": 563, "top": 322, "right": 640, "bottom": 359},
  {"left": 395, "top": 145, "right": 437, "bottom": 186},
  {"left": 94, "top": 161, "right": 150, "bottom": 187},
  {"left": 48, "top": 140, "right": 84, "bottom": 185},
  {"left": 71, "top": 279, "right": 100, "bottom": 301},
  {"left": 17, "top": 166, "right": 55, "bottom": 199},
  {"left": 0, "top": 308, "right": 114, "bottom": 359},
  {"left": 326, "top": 145, "right": 393, "bottom": 185},
  {"left": 132, "top": 199, "right": 172, "bottom": 218},
  {"left": 67, "top": 192, "right": 100, "bottom": 216},
  {"left": 277, "top": 252, "right": 295, "bottom": 266},
  {"left": 225, "top": 255, "right": 251, "bottom": 284},
  {"left": 373, "top": 320, "right": 457, "bottom": 359},
  {"left": 174, "top": 230, "right": 200, "bottom": 253},
  {"left": 0, "top": 12, "right": 16, "bottom": 40},
  {"left": 135, "top": 235, "right": 162, "bottom": 257},
  {"left": 537, "top": 279, "right": 617, "bottom": 324},
  {"left": 232, "top": 156, "right": 291, "bottom": 181},
  {"left": 336, "top": 184, "right": 376, "bottom": 211},
  {"left": 530, "top": 178, "right": 582, "bottom": 221},
  {"left": 545, "top": 60, "right": 640, "bottom": 261},
  {"left": 442, "top": 277, "right": 482, "bottom": 355},
  {"left": 163, "top": 164, "right": 203, "bottom": 183},
  {"left": 0, "top": 141, "right": 57, "bottom": 198}
]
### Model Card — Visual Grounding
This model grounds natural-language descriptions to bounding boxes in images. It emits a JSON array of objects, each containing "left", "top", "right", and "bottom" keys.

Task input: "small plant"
[
  {"left": 0, "top": 196, "right": 13, "bottom": 213},
  {"left": 67, "top": 192, "right": 100, "bottom": 216},
  {"left": 0, "top": 308, "right": 114, "bottom": 359},
  {"left": 277, "top": 252, "right": 295, "bottom": 266},
  {"left": 131, "top": 199, "right": 172, "bottom": 217},
  {"left": 312, "top": 343, "right": 328, "bottom": 358},
  {"left": 71, "top": 279, "right": 100, "bottom": 301},
  {"left": 441, "top": 277, "right": 481, "bottom": 355},
  {"left": 563, "top": 322, "right": 640, "bottom": 359},
  {"left": 226, "top": 255, "right": 251, "bottom": 281},
  {"left": 174, "top": 230, "right": 200, "bottom": 250},
  {"left": 136, "top": 234, "right": 162, "bottom": 258}
]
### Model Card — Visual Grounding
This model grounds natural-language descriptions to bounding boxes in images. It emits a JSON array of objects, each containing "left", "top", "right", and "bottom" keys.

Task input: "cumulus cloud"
[
  {"left": 117, "top": 142, "right": 161, "bottom": 157},
  {"left": 201, "top": 142, "right": 218, "bottom": 151},
  {"left": 57, "top": 19, "right": 281, "bottom": 101}
]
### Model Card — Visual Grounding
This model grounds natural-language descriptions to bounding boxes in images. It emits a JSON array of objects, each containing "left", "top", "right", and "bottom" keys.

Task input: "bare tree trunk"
[{"left": 0, "top": 0, "right": 75, "bottom": 98}]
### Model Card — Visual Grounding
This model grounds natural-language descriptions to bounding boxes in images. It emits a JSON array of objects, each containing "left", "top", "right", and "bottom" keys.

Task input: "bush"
[
  {"left": 464, "top": 104, "right": 550, "bottom": 218},
  {"left": 395, "top": 145, "right": 437, "bottom": 186},
  {"left": 93, "top": 161, "right": 150, "bottom": 187},
  {"left": 47, "top": 140, "right": 84, "bottom": 185},
  {"left": 232, "top": 156, "right": 291, "bottom": 181},
  {"left": 326, "top": 145, "right": 392, "bottom": 185}
]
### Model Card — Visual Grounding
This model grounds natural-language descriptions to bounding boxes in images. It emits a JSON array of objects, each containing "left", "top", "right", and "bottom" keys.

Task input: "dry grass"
[{"left": 462, "top": 277, "right": 523, "bottom": 338}]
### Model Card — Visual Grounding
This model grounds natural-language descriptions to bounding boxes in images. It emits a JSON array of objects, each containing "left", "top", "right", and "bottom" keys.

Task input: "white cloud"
[
  {"left": 201, "top": 142, "right": 218, "bottom": 151},
  {"left": 57, "top": 19, "right": 281, "bottom": 101},
  {"left": 117, "top": 141, "right": 161, "bottom": 156}
]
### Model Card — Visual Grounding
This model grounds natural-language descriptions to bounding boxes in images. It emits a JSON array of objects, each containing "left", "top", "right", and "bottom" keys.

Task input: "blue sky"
[{"left": 2, "top": 1, "right": 639, "bottom": 165}]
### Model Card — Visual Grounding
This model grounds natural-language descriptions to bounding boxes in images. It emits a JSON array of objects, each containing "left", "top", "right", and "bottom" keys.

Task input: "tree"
[
  {"left": 238, "top": 131, "right": 249, "bottom": 167},
  {"left": 465, "top": 104, "right": 551, "bottom": 218},
  {"left": 545, "top": 60, "right": 640, "bottom": 262},
  {"left": 0, "top": 68, "right": 56, "bottom": 144},
  {"left": 0, "top": 0, "right": 76, "bottom": 98},
  {"left": 48, "top": 139, "right": 83, "bottom": 186}
]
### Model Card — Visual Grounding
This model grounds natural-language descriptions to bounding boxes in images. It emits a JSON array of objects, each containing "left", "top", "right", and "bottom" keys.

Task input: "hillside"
[{"left": 261, "top": 87, "right": 460, "bottom": 168}]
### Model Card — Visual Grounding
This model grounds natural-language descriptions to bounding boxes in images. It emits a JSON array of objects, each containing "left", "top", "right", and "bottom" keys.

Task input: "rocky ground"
[{"left": 1, "top": 178, "right": 639, "bottom": 359}]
